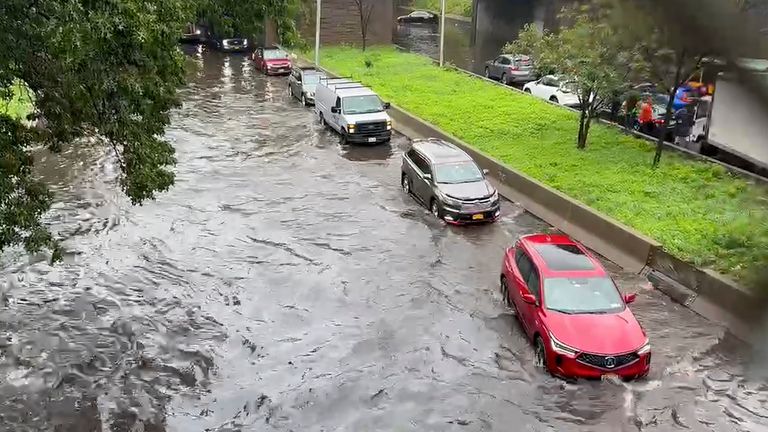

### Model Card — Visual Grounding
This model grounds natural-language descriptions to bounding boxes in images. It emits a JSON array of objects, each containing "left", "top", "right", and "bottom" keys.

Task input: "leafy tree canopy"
[
  {"left": 0, "top": 0, "right": 297, "bottom": 259},
  {"left": 507, "top": 1, "right": 645, "bottom": 149}
]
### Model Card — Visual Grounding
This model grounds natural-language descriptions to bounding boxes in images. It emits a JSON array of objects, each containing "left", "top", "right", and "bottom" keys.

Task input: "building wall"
[{"left": 300, "top": 0, "right": 394, "bottom": 47}]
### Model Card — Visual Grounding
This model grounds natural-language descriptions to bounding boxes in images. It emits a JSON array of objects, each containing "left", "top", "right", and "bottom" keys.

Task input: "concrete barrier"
[{"left": 388, "top": 104, "right": 659, "bottom": 273}]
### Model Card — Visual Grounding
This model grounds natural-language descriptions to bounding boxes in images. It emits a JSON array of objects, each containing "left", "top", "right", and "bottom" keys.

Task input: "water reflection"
[{"left": 340, "top": 142, "right": 395, "bottom": 161}]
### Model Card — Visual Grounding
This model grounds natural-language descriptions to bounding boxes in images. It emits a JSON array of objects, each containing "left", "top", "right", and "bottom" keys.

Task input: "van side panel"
[{"left": 314, "top": 83, "right": 332, "bottom": 123}]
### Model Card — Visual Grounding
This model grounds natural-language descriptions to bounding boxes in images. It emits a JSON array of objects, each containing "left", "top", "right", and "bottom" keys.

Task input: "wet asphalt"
[{"left": 0, "top": 49, "right": 765, "bottom": 432}]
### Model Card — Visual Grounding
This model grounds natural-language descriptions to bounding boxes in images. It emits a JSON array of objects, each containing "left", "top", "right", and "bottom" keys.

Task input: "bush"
[
  {"left": 0, "top": 81, "right": 33, "bottom": 120},
  {"left": 316, "top": 46, "right": 768, "bottom": 291}
]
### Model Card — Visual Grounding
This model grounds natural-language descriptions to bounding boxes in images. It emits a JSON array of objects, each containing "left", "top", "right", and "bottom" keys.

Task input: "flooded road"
[{"left": 1, "top": 50, "right": 766, "bottom": 432}]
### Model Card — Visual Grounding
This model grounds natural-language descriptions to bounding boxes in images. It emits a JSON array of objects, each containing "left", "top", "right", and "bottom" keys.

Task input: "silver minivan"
[
  {"left": 401, "top": 139, "right": 500, "bottom": 224},
  {"left": 315, "top": 78, "right": 392, "bottom": 145}
]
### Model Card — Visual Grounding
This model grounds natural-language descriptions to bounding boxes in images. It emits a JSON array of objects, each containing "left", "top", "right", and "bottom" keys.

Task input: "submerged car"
[
  {"left": 209, "top": 37, "right": 250, "bottom": 53},
  {"left": 252, "top": 46, "right": 292, "bottom": 75},
  {"left": 401, "top": 139, "right": 500, "bottom": 224},
  {"left": 523, "top": 75, "right": 580, "bottom": 107},
  {"left": 210, "top": 37, "right": 250, "bottom": 53},
  {"left": 484, "top": 54, "right": 537, "bottom": 85},
  {"left": 288, "top": 67, "right": 325, "bottom": 106},
  {"left": 500, "top": 234, "right": 651, "bottom": 380},
  {"left": 396, "top": 10, "right": 438, "bottom": 24},
  {"left": 179, "top": 23, "right": 206, "bottom": 44}
]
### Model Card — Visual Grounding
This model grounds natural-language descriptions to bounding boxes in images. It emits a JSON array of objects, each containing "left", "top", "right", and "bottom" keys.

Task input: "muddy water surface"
[{"left": 0, "top": 50, "right": 766, "bottom": 432}]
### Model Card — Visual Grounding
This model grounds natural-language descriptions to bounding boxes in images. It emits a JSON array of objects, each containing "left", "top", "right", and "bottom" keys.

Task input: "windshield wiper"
[{"left": 548, "top": 308, "right": 576, "bottom": 315}]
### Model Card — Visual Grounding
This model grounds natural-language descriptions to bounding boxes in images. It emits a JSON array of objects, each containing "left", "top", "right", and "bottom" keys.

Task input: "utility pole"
[
  {"left": 439, "top": 0, "right": 446, "bottom": 67},
  {"left": 315, "top": 0, "right": 321, "bottom": 66}
]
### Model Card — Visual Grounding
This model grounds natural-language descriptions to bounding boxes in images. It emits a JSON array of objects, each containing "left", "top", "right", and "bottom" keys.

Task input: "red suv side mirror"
[
  {"left": 624, "top": 293, "right": 637, "bottom": 304},
  {"left": 521, "top": 293, "right": 537, "bottom": 305}
]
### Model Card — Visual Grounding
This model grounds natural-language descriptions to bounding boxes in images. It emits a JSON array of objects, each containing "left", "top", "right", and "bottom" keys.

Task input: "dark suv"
[{"left": 401, "top": 139, "right": 500, "bottom": 224}]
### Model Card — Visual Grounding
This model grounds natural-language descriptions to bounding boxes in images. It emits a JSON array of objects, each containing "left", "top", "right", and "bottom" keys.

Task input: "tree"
[
  {"left": 196, "top": 0, "right": 302, "bottom": 45},
  {"left": 606, "top": 2, "right": 706, "bottom": 167},
  {"left": 609, "top": 0, "right": 758, "bottom": 167},
  {"left": 353, "top": 0, "right": 375, "bottom": 52},
  {"left": 0, "top": 0, "right": 297, "bottom": 259},
  {"left": 507, "top": 2, "right": 646, "bottom": 149}
]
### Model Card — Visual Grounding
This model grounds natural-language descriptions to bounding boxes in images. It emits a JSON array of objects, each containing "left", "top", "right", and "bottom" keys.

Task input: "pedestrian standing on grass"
[{"left": 638, "top": 95, "right": 655, "bottom": 136}]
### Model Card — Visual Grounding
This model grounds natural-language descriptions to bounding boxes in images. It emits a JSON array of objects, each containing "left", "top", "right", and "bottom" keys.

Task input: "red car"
[
  {"left": 500, "top": 233, "right": 651, "bottom": 380},
  {"left": 252, "top": 46, "right": 292, "bottom": 76}
]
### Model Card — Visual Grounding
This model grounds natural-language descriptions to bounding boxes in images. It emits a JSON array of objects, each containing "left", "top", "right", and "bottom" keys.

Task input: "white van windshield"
[{"left": 343, "top": 95, "right": 384, "bottom": 114}]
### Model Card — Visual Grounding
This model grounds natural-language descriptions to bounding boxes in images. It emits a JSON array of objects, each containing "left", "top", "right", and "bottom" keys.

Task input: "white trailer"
[{"left": 705, "top": 60, "right": 768, "bottom": 170}]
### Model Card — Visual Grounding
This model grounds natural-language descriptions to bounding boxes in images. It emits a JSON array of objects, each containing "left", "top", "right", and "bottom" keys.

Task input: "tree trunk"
[
  {"left": 652, "top": 87, "right": 677, "bottom": 167},
  {"left": 577, "top": 106, "right": 588, "bottom": 149},
  {"left": 653, "top": 52, "right": 685, "bottom": 168}
]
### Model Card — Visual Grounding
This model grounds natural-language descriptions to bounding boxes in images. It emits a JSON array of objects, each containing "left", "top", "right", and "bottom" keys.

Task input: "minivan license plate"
[
  {"left": 472, "top": 214, "right": 484, "bottom": 220},
  {"left": 368, "top": 137, "right": 376, "bottom": 143}
]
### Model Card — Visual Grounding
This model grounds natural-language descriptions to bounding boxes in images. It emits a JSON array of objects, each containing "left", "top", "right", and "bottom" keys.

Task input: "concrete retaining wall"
[{"left": 387, "top": 105, "right": 659, "bottom": 273}]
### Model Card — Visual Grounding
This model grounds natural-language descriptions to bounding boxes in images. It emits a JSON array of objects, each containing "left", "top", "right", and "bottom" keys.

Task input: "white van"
[{"left": 315, "top": 78, "right": 392, "bottom": 144}]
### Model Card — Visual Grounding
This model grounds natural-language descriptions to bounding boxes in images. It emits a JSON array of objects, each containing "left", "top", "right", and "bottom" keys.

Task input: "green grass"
[
  {"left": 1, "top": 81, "right": 33, "bottom": 120},
  {"left": 412, "top": 0, "right": 472, "bottom": 17},
  {"left": 314, "top": 46, "right": 768, "bottom": 290}
]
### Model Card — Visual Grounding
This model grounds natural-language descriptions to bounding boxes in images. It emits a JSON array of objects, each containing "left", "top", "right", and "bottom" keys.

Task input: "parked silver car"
[
  {"left": 288, "top": 67, "right": 325, "bottom": 106},
  {"left": 401, "top": 139, "right": 500, "bottom": 224},
  {"left": 484, "top": 54, "right": 537, "bottom": 85}
]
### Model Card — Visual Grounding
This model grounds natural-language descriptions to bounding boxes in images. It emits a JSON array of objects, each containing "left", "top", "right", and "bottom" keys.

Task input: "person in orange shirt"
[{"left": 638, "top": 95, "right": 655, "bottom": 136}]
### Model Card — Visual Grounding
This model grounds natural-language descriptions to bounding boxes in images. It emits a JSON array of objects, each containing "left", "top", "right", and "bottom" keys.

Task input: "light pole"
[
  {"left": 439, "top": 0, "right": 446, "bottom": 67},
  {"left": 315, "top": 0, "right": 321, "bottom": 66}
]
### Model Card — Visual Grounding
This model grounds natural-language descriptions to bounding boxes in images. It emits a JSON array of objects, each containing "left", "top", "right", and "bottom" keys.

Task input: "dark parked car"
[
  {"left": 396, "top": 10, "right": 438, "bottom": 24},
  {"left": 252, "top": 46, "right": 292, "bottom": 76},
  {"left": 288, "top": 67, "right": 325, "bottom": 106},
  {"left": 484, "top": 54, "right": 537, "bottom": 85},
  {"left": 401, "top": 139, "right": 500, "bottom": 224},
  {"left": 210, "top": 37, "right": 250, "bottom": 53}
]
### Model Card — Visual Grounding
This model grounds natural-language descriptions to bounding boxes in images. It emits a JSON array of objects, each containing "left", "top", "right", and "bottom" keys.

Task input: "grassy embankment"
[
  {"left": 0, "top": 81, "right": 33, "bottom": 119},
  {"left": 314, "top": 46, "right": 768, "bottom": 290},
  {"left": 412, "top": 0, "right": 472, "bottom": 17}
]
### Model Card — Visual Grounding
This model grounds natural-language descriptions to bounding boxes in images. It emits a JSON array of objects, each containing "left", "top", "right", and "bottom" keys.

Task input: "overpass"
[{"left": 469, "top": 0, "right": 566, "bottom": 67}]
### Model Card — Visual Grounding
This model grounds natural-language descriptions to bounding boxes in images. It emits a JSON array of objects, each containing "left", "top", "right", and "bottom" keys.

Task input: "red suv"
[
  {"left": 500, "top": 233, "right": 651, "bottom": 380},
  {"left": 252, "top": 46, "right": 292, "bottom": 76}
]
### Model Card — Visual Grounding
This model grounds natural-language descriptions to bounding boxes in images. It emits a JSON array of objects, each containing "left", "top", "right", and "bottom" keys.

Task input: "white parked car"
[{"left": 523, "top": 75, "right": 581, "bottom": 107}]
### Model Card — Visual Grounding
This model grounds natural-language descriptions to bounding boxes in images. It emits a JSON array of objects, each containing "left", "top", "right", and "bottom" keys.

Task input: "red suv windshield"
[{"left": 543, "top": 277, "right": 625, "bottom": 314}]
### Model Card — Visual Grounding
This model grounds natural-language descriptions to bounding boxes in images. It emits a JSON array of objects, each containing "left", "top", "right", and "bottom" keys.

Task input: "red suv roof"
[{"left": 519, "top": 234, "right": 606, "bottom": 278}]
